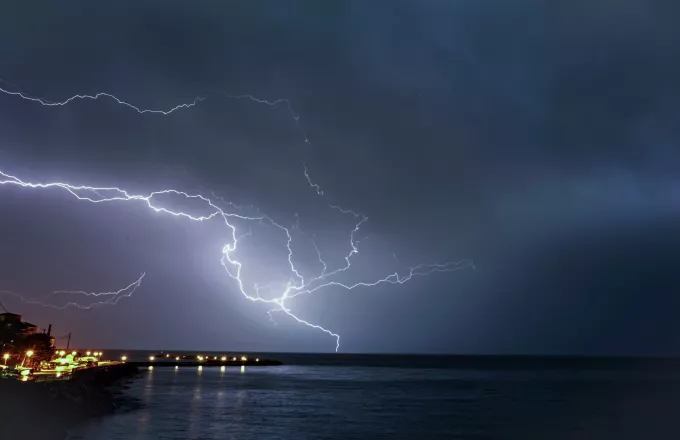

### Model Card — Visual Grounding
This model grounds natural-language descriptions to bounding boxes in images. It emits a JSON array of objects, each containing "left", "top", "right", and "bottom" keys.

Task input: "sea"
[{"left": 66, "top": 351, "right": 680, "bottom": 439}]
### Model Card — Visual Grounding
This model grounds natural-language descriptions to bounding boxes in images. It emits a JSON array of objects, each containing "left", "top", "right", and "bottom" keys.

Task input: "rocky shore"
[{"left": 0, "top": 363, "right": 141, "bottom": 440}]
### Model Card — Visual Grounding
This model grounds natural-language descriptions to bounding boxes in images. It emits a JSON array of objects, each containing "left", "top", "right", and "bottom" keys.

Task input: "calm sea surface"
[{"left": 66, "top": 352, "right": 680, "bottom": 439}]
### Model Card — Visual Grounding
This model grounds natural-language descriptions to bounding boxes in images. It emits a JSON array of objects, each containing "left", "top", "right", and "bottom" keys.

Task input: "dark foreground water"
[{"left": 66, "top": 353, "right": 680, "bottom": 439}]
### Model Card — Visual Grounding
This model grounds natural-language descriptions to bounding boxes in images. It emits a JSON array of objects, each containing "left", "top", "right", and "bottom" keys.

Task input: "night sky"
[{"left": 1, "top": 0, "right": 679, "bottom": 355}]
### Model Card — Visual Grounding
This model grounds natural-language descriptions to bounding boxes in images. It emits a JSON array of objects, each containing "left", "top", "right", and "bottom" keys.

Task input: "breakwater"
[{"left": 131, "top": 358, "right": 282, "bottom": 368}]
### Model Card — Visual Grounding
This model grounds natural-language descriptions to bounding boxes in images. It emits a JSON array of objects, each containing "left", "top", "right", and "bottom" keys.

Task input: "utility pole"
[{"left": 65, "top": 332, "right": 71, "bottom": 351}]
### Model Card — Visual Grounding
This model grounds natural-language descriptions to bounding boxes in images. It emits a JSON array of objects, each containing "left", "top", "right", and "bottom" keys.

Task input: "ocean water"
[{"left": 66, "top": 353, "right": 680, "bottom": 439}]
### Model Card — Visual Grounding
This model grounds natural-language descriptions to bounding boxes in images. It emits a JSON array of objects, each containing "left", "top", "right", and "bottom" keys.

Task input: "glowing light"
[
  {"left": 0, "top": 162, "right": 472, "bottom": 350},
  {"left": 56, "top": 372, "right": 61, "bottom": 378},
  {"left": 26, "top": 350, "right": 33, "bottom": 357},
  {"left": 256, "top": 358, "right": 259, "bottom": 362},
  {"left": 20, "top": 369, "right": 30, "bottom": 376},
  {"left": 165, "top": 354, "right": 170, "bottom": 358},
  {"left": 149, "top": 356, "right": 155, "bottom": 361},
  {"left": 175, "top": 365, "right": 178, "bottom": 370},
  {"left": 86, "top": 351, "right": 91, "bottom": 356},
  {"left": 121, "top": 355, "right": 127, "bottom": 361},
  {"left": 59, "top": 351, "right": 66, "bottom": 356},
  {"left": 241, "top": 356, "right": 247, "bottom": 361},
  {"left": 220, "top": 356, "right": 226, "bottom": 361},
  {"left": 71, "top": 351, "right": 76, "bottom": 356},
  {"left": 198, "top": 366, "right": 203, "bottom": 371},
  {"left": 233, "top": 357, "right": 237, "bottom": 361},
  {"left": 176, "top": 357, "right": 180, "bottom": 361},
  {"left": 214, "top": 356, "right": 217, "bottom": 360},
  {"left": 148, "top": 366, "right": 153, "bottom": 371},
  {"left": 59, "top": 359, "right": 66, "bottom": 365},
  {"left": 21, "top": 376, "right": 28, "bottom": 382},
  {"left": 0, "top": 83, "right": 473, "bottom": 351},
  {"left": 240, "top": 365, "right": 245, "bottom": 373},
  {"left": 220, "top": 366, "right": 225, "bottom": 372}
]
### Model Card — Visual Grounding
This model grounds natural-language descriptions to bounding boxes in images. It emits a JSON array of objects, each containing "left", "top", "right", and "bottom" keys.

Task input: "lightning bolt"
[
  {"left": 0, "top": 84, "right": 204, "bottom": 114},
  {"left": 0, "top": 82, "right": 473, "bottom": 351},
  {"left": 217, "top": 92, "right": 309, "bottom": 144},
  {"left": 0, "top": 273, "right": 145, "bottom": 310}
]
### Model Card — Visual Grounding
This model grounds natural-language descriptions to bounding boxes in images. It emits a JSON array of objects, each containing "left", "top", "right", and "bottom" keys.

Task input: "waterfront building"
[{"left": 0, "top": 313, "right": 55, "bottom": 367}]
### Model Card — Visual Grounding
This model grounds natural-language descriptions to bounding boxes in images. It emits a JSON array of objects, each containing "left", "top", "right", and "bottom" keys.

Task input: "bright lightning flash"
[{"left": 0, "top": 83, "right": 473, "bottom": 351}]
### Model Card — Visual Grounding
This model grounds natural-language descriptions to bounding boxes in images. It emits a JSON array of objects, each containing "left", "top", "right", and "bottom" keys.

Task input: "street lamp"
[
  {"left": 21, "top": 350, "right": 34, "bottom": 368},
  {"left": 3, "top": 353, "right": 9, "bottom": 365},
  {"left": 59, "top": 350, "right": 66, "bottom": 357},
  {"left": 121, "top": 355, "right": 128, "bottom": 362},
  {"left": 149, "top": 356, "right": 155, "bottom": 361}
]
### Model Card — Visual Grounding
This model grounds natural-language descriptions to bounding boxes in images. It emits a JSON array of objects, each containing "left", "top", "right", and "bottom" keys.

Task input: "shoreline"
[{"left": 0, "top": 363, "right": 141, "bottom": 440}]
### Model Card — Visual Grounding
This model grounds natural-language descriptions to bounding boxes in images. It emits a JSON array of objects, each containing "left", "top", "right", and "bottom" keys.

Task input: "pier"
[
  {"left": 1, "top": 349, "right": 282, "bottom": 383},
  {"left": 131, "top": 353, "right": 282, "bottom": 368}
]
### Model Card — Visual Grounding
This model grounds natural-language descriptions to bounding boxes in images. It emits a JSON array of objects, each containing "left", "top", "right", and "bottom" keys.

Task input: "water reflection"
[
  {"left": 188, "top": 378, "right": 202, "bottom": 438},
  {"left": 72, "top": 364, "right": 562, "bottom": 440},
  {"left": 135, "top": 366, "right": 155, "bottom": 437}
]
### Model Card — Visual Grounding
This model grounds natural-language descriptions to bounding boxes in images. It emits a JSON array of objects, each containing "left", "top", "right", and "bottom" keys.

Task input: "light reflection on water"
[{"left": 66, "top": 364, "right": 680, "bottom": 440}]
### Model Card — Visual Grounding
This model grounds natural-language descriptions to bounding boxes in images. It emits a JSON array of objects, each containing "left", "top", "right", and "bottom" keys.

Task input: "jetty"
[{"left": 131, "top": 352, "right": 281, "bottom": 367}]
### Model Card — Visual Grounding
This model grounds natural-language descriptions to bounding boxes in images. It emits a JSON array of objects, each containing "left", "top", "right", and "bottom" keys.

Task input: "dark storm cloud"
[
  {"left": 483, "top": 213, "right": 680, "bottom": 356},
  {"left": 0, "top": 0, "right": 679, "bottom": 353}
]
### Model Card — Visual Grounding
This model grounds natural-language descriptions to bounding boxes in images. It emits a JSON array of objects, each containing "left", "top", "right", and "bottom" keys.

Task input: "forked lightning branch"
[{"left": 0, "top": 83, "right": 473, "bottom": 351}]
